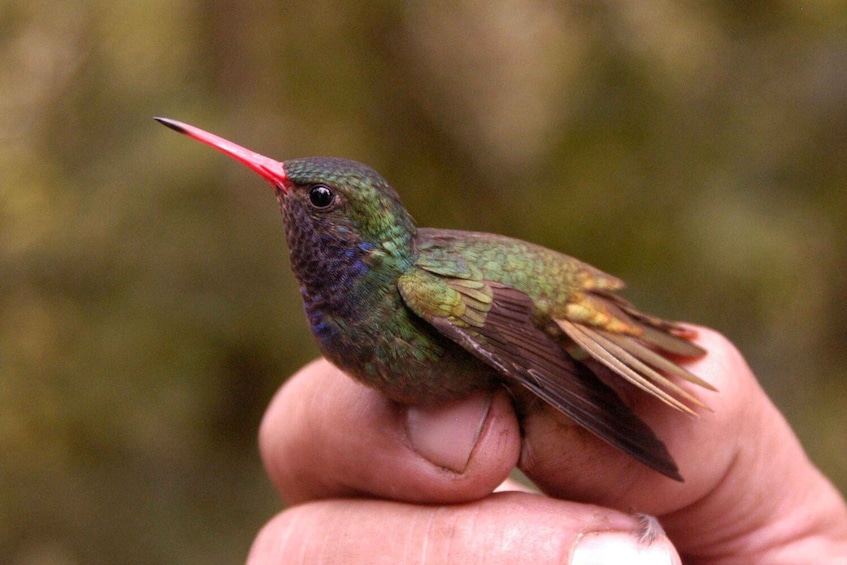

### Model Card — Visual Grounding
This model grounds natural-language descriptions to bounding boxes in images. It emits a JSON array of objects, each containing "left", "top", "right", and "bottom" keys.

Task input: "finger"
[
  {"left": 519, "top": 326, "right": 847, "bottom": 559},
  {"left": 247, "top": 492, "right": 682, "bottom": 565},
  {"left": 259, "top": 359, "right": 521, "bottom": 505}
]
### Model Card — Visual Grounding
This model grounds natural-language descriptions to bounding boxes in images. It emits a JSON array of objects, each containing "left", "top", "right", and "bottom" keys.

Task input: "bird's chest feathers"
[
  {"left": 287, "top": 228, "right": 410, "bottom": 352},
  {"left": 301, "top": 267, "right": 442, "bottom": 389},
  {"left": 282, "top": 208, "right": 467, "bottom": 398}
]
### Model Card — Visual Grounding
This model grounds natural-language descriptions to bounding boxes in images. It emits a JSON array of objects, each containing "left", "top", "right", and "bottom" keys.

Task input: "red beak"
[{"left": 155, "top": 117, "right": 290, "bottom": 193}]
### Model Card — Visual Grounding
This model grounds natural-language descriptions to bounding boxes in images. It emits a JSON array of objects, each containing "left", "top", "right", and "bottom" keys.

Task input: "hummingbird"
[{"left": 156, "top": 117, "right": 715, "bottom": 481}]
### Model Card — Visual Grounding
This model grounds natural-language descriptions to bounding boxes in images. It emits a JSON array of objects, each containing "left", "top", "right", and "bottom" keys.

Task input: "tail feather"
[{"left": 557, "top": 290, "right": 715, "bottom": 414}]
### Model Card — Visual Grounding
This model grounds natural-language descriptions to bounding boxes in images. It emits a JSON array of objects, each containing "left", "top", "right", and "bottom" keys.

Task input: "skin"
[{"left": 247, "top": 327, "right": 847, "bottom": 564}]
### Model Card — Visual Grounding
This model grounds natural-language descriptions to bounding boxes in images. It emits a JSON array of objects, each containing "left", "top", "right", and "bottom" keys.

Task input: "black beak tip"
[{"left": 154, "top": 117, "right": 185, "bottom": 134}]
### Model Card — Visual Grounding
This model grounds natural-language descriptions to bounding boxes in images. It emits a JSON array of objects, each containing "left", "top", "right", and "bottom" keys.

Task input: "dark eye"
[{"left": 308, "top": 185, "right": 335, "bottom": 209}]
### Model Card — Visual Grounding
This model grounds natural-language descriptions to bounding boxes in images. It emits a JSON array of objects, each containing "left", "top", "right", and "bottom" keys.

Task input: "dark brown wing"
[
  {"left": 398, "top": 269, "right": 682, "bottom": 480},
  {"left": 412, "top": 228, "right": 713, "bottom": 417}
]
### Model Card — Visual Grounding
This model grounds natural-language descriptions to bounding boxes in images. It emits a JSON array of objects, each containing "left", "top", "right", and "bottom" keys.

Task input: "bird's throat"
[{"left": 279, "top": 197, "right": 413, "bottom": 341}]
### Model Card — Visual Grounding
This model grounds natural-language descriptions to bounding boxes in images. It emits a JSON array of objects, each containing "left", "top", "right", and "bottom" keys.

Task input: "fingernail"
[
  {"left": 405, "top": 392, "right": 492, "bottom": 473},
  {"left": 572, "top": 531, "right": 681, "bottom": 565}
]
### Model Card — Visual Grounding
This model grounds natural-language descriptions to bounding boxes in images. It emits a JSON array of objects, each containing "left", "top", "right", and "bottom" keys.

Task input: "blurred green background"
[{"left": 2, "top": 1, "right": 846, "bottom": 563}]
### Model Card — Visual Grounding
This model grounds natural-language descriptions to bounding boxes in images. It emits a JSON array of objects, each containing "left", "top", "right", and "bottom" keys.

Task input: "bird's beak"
[{"left": 155, "top": 117, "right": 290, "bottom": 193}]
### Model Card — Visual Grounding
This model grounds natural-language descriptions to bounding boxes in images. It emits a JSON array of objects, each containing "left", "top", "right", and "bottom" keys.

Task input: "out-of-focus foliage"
[{"left": 1, "top": 1, "right": 845, "bottom": 562}]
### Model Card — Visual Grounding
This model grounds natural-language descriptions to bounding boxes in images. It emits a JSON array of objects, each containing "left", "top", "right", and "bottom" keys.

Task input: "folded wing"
[{"left": 397, "top": 268, "right": 683, "bottom": 480}]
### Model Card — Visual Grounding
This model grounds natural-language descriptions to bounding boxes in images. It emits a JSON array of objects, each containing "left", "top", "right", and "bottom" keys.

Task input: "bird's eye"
[{"left": 308, "top": 185, "right": 335, "bottom": 209}]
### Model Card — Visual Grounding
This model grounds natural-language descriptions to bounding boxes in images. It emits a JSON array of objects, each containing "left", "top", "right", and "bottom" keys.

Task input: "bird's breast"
[{"left": 302, "top": 283, "right": 496, "bottom": 405}]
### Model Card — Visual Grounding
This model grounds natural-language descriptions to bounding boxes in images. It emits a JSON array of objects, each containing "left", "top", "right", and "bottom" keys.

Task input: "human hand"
[{"left": 247, "top": 328, "right": 847, "bottom": 563}]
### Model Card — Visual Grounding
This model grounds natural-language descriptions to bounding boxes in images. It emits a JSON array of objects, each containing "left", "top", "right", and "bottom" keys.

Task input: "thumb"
[
  {"left": 259, "top": 360, "right": 521, "bottom": 505},
  {"left": 404, "top": 392, "right": 497, "bottom": 473}
]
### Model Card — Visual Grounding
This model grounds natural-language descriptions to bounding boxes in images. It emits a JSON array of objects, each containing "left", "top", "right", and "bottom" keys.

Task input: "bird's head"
[{"left": 155, "top": 118, "right": 416, "bottom": 263}]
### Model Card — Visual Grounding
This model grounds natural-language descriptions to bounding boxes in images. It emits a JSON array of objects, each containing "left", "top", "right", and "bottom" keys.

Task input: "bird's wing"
[
  {"left": 414, "top": 228, "right": 714, "bottom": 417},
  {"left": 397, "top": 267, "right": 682, "bottom": 481}
]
